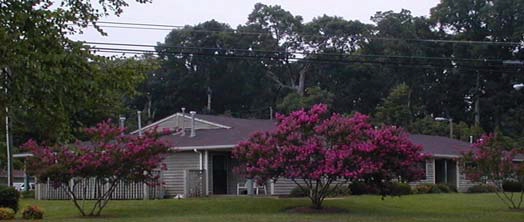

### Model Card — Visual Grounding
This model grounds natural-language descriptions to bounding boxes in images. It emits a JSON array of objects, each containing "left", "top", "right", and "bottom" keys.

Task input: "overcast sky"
[{"left": 74, "top": 0, "right": 441, "bottom": 47}]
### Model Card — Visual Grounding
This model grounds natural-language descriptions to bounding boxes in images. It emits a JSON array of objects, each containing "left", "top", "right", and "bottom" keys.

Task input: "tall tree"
[
  {"left": 246, "top": 3, "right": 308, "bottom": 96},
  {"left": 374, "top": 83, "right": 422, "bottom": 127},
  {"left": 430, "top": 0, "right": 524, "bottom": 133},
  {"left": 152, "top": 20, "right": 278, "bottom": 118},
  {"left": 0, "top": 0, "right": 153, "bottom": 142}
]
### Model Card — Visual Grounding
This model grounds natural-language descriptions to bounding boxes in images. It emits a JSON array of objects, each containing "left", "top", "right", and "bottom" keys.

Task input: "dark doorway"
[
  {"left": 213, "top": 155, "right": 228, "bottom": 194},
  {"left": 435, "top": 159, "right": 457, "bottom": 188}
]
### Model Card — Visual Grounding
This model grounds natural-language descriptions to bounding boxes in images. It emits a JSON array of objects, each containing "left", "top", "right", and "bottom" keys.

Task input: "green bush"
[
  {"left": 467, "top": 184, "right": 497, "bottom": 193},
  {"left": 413, "top": 183, "right": 440, "bottom": 194},
  {"left": 0, "top": 185, "right": 19, "bottom": 212},
  {"left": 289, "top": 187, "right": 308, "bottom": 197},
  {"left": 412, "top": 183, "right": 456, "bottom": 194},
  {"left": 289, "top": 185, "right": 351, "bottom": 197},
  {"left": 349, "top": 181, "right": 379, "bottom": 195},
  {"left": 390, "top": 183, "right": 412, "bottom": 196},
  {"left": 0, "top": 207, "right": 15, "bottom": 220},
  {"left": 22, "top": 205, "right": 44, "bottom": 220},
  {"left": 20, "top": 191, "right": 35, "bottom": 199},
  {"left": 327, "top": 185, "right": 351, "bottom": 197},
  {"left": 502, "top": 180, "right": 523, "bottom": 192},
  {"left": 437, "top": 183, "right": 452, "bottom": 193}
]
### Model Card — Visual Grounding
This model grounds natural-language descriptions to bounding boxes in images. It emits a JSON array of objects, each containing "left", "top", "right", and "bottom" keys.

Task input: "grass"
[{"left": 17, "top": 194, "right": 523, "bottom": 222}]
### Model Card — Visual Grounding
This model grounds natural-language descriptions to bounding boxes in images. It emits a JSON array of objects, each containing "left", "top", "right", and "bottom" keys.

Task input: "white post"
[
  {"left": 456, "top": 160, "right": 460, "bottom": 191},
  {"left": 432, "top": 159, "right": 436, "bottom": 184},
  {"left": 247, "top": 179, "right": 254, "bottom": 196},
  {"left": 270, "top": 179, "right": 275, "bottom": 195},
  {"left": 444, "top": 159, "right": 448, "bottom": 184},
  {"left": 137, "top": 110, "right": 148, "bottom": 199},
  {"left": 3, "top": 68, "right": 13, "bottom": 187},
  {"left": 199, "top": 151, "right": 203, "bottom": 170},
  {"left": 204, "top": 150, "right": 209, "bottom": 195}
]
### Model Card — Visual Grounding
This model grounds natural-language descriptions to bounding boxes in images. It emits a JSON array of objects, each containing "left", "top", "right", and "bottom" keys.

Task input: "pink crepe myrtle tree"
[
  {"left": 22, "top": 120, "right": 173, "bottom": 216},
  {"left": 232, "top": 104, "right": 427, "bottom": 209},
  {"left": 462, "top": 134, "right": 524, "bottom": 209}
]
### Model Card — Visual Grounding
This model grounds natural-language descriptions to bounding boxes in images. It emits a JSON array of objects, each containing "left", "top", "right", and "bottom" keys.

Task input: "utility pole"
[
  {"left": 207, "top": 87, "right": 212, "bottom": 113},
  {"left": 2, "top": 67, "right": 13, "bottom": 187},
  {"left": 474, "top": 72, "right": 480, "bottom": 126}
]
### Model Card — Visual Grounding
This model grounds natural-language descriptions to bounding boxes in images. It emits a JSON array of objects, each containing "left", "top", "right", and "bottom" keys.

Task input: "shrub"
[
  {"left": 390, "top": 183, "right": 412, "bottom": 196},
  {"left": 0, "top": 207, "right": 15, "bottom": 220},
  {"left": 327, "top": 185, "right": 351, "bottom": 197},
  {"left": 22, "top": 205, "right": 44, "bottom": 220},
  {"left": 20, "top": 191, "right": 35, "bottom": 199},
  {"left": 289, "top": 185, "right": 352, "bottom": 197},
  {"left": 437, "top": 183, "right": 453, "bottom": 193},
  {"left": 502, "top": 180, "right": 523, "bottom": 193},
  {"left": 289, "top": 187, "right": 308, "bottom": 197},
  {"left": 467, "top": 184, "right": 498, "bottom": 193},
  {"left": 414, "top": 183, "right": 437, "bottom": 194},
  {"left": 349, "top": 182, "right": 379, "bottom": 195},
  {"left": 0, "top": 185, "right": 19, "bottom": 212}
]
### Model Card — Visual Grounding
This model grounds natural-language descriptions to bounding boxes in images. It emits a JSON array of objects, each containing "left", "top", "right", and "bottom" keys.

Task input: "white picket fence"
[{"left": 35, "top": 176, "right": 164, "bottom": 200}]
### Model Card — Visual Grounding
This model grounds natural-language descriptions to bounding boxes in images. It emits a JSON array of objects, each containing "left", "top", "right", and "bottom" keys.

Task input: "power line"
[
  {"left": 90, "top": 47, "right": 522, "bottom": 74},
  {"left": 84, "top": 41, "right": 511, "bottom": 64},
  {"left": 94, "top": 21, "right": 524, "bottom": 46}
]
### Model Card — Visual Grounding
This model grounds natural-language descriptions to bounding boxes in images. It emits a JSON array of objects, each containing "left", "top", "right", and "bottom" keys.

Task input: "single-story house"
[
  {"left": 0, "top": 170, "right": 35, "bottom": 186},
  {"left": 134, "top": 111, "right": 480, "bottom": 197}
]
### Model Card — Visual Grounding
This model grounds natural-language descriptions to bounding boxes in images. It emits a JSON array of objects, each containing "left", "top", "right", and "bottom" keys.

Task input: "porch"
[{"left": 171, "top": 150, "right": 271, "bottom": 198}]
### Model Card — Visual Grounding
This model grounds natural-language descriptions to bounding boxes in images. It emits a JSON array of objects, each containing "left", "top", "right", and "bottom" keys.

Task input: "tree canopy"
[
  {"left": 0, "top": 0, "right": 155, "bottom": 144},
  {"left": 137, "top": 1, "right": 524, "bottom": 145}
]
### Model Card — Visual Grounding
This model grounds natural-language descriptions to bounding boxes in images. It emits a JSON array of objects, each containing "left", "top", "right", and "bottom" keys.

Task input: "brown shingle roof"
[
  {"left": 409, "top": 134, "right": 473, "bottom": 156},
  {"left": 158, "top": 114, "right": 475, "bottom": 156},
  {"left": 161, "top": 114, "right": 275, "bottom": 148}
]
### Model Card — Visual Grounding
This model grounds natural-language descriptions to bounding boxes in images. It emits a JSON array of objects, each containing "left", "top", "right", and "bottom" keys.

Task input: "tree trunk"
[{"left": 297, "top": 65, "right": 308, "bottom": 96}]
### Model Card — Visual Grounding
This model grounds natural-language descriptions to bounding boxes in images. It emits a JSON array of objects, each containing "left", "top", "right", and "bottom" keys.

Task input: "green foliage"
[
  {"left": 408, "top": 116, "right": 484, "bottom": 142},
  {"left": 0, "top": 207, "right": 15, "bottom": 220},
  {"left": 502, "top": 180, "right": 524, "bottom": 193},
  {"left": 0, "top": 185, "right": 19, "bottom": 212},
  {"left": 407, "top": 116, "right": 449, "bottom": 136},
  {"left": 413, "top": 183, "right": 454, "bottom": 194},
  {"left": 288, "top": 186, "right": 308, "bottom": 197},
  {"left": 436, "top": 184, "right": 454, "bottom": 193},
  {"left": 349, "top": 181, "right": 379, "bottom": 195},
  {"left": 389, "top": 183, "right": 413, "bottom": 196},
  {"left": 374, "top": 83, "right": 422, "bottom": 127},
  {"left": 20, "top": 191, "right": 34, "bottom": 199},
  {"left": 289, "top": 185, "right": 351, "bottom": 198},
  {"left": 276, "top": 87, "right": 334, "bottom": 114},
  {"left": 21, "top": 205, "right": 44, "bottom": 220},
  {"left": 467, "top": 184, "right": 498, "bottom": 193},
  {"left": 0, "top": 0, "right": 153, "bottom": 143}
]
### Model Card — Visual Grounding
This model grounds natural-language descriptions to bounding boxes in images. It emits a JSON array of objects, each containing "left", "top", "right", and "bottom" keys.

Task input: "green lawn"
[{"left": 18, "top": 194, "right": 523, "bottom": 222}]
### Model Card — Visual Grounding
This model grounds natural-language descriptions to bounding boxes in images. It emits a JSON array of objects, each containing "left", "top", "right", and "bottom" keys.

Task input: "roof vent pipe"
[
  {"left": 119, "top": 116, "right": 126, "bottom": 135},
  {"left": 181, "top": 107, "right": 186, "bottom": 136},
  {"left": 190, "top": 111, "right": 196, "bottom": 137}
]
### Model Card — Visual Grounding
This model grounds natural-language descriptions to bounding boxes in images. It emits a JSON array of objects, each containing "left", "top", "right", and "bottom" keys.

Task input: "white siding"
[
  {"left": 163, "top": 152, "right": 200, "bottom": 197},
  {"left": 410, "top": 159, "right": 435, "bottom": 186},
  {"left": 273, "top": 178, "right": 299, "bottom": 195},
  {"left": 457, "top": 160, "right": 477, "bottom": 192}
]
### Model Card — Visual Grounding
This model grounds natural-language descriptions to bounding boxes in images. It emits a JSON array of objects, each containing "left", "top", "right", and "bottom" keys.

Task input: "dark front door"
[
  {"left": 213, "top": 155, "right": 228, "bottom": 194},
  {"left": 435, "top": 159, "right": 457, "bottom": 188}
]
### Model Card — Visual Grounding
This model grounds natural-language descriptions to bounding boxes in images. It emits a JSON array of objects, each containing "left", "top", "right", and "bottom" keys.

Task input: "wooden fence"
[{"left": 36, "top": 175, "right": 164, "bottom": 200}]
